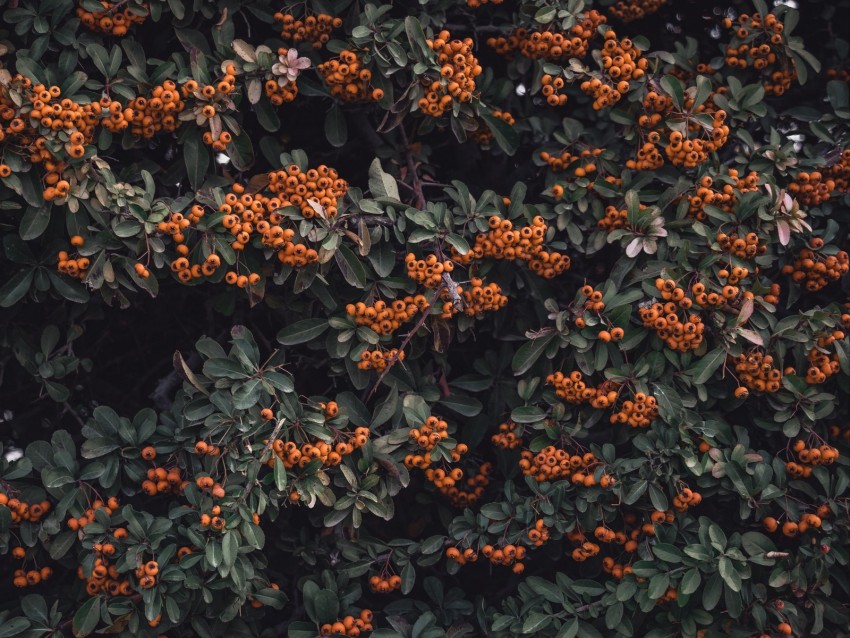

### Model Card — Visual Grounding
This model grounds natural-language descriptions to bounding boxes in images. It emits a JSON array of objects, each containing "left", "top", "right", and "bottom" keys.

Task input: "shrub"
[{"left": 0, "top": 0, "right": 849, "bottom": 637}]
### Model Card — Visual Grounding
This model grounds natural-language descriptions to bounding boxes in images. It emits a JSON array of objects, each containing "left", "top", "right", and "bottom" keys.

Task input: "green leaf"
[
  {"left": 184, "top": 130, "right": 209, "bottom": 190},
  {"left": 437, "top": 394, "right": 482, "bottom": 417},
  {"left": 222, "top": 530, "right": 238, "bottom": 568},
  {"left": 276, "top": 319, "right": 329, "bottom": 345},
  {"left": 0, "top": 269, "right": 33, "bottom": 307},
  {"left": 72, "top": 597, "right": 100, "bottom": 637},
  {"left": 274, "top": 456, "right": 288, "bottom": 491},
  {"left": 719, "top": 556, "right": 742, "bottom": 591},
  {"left": 405, "top": 16, "right": 430, "bottom": 58},
  {"left": 202, "top": 358, "right": 251, "bottom": 379},
  {"left": 368, "top": 158, "right": 400, "bottom": 201},
  {"left": 555, "top": 619, "right": 579, "bottom": 638},
  {"left": 335, "top": 245, "right": 368, "bottom": 288},
  {"left": 680, "top": 568, "right": 702, "bottom": 595},
  {"left": 660, "top": 75, "right": 684, "bottom": 110},
  {"left": 19, "top": 206, "right": 51, "bottom": 240},
  {"left": 325, "top": 104, "right": 348, "bottom": 148},
  {"left": 49, "top": 531, "right": 77, "bottom": 559},
  {"left": 510, "top": 406, "right": 545, "bottom": 423},
  {"left": 481, "top": 112, "right": 519, "bottom": 156},
  {"left": 652, "top": 543, "right": 683, "bottom": 563},
  {"left": 522, "top": 612, "right": 551, "bottom": 633},
  {"left": 311, "top": 589, "right": 339, "bottom": 624},
  {"left": 512, "top": 332, "right": 556, "bottom": 375},
  {"left": 648, "top": 483, "right": 668, "bottom": 512},
  {"left": 0, "top": 618, "right": 31, "bottom": 638},
  {"left": 693, "top": 75, "right": 712, "bottom": 109}
]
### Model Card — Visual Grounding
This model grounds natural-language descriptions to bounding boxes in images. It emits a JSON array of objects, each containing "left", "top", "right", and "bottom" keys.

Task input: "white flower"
[{"left": 271, "top": 49, "right": 311, "bottom": 86}]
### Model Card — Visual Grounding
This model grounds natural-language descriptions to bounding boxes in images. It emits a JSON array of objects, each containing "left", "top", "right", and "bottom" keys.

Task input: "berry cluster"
[
  {"left": 626, "top": 139, "right": 665, "bottom": 171},
  {"left": 597, "top": 204, "right": 629, "bottom": 231},
  {"left": 318, "top": 51, "right": 383, "bottom": 103},
  {"left": 487, "top": 11, "right": 606, "bottom": 61},
  {"left": 723, "top": 12, "right": 784, "bottom": 71},
  {"left": 194, "top": 475, "right": 226, "bottom": 498},
  {"left": 780, "top": 240, "right": 850, "bottom": 292},
  {"left": 77, "top": 544, "right": 134, "bottom": 597},
  {"left": 541, "top": 146, "right": 602, "bottom": 174},
  {"left": 405, "top": 253, "right": 455, "bottom": 288},
  {"left": 527, "top": 519, "right": 551, "bottom": 547},
  {"left": 569, "top": 537, "right": 601, "bottom": 562},
  {"left": 273, "top": 12, "right": 342, "bottom": 49},
  {"left": 784, "top": 439, "right": 840, "bottom": 480},
  {"left": 733, "top": 351, "right": 782, "bottom": 393},
  {"left": 687, "top": 170, "right": 760, "bottom": 219},
  {"left": 141, "top": 465, "right": 187, "bottom": 496},
  {"left": 1, "top": 78, "right": 102, "bottom": 202},
  {"left": 369, "top": 573, "right": 401, "bottom": 593},
  {"left": 519, "top": 445, "right": 614, "bottom": 487},
  {"left": 762, "top": 513, "right": 823, "bottom": 536},
  {"left": 405, "top": 416, "right": 449, "bottom": 459},
  {"left": 717, "top": 231, "right": 766, "bottom": 260},
  {"left": 442, "top": 278, "right": 508, "bottom": 318},
  {"left": 763, "top": 511, "right": 827, "bottom": 538},
  {"left": 268, "top": 427, "right": 371, "bottom": 470},
  {"left": 432, "top": 461, "right": 491, "bottom": 507},
  {"left": 76, "top": 1, "right": 147, "bottom": 35},
  {"left": 547, "top": 371, "right": 621, "bottom": 408},
  {"left": 805, "top": 340, "right": 842, "bottom": 385},
  {"left": 546, "top": 370, "right": 597, "bottom": 405},
  {"left": 482, "top": 543, "right": 527, "bottom": 574},
  {"left": 267, "top": 163, "right": 348, "bottom": 219},
  {"left": 57, "top": 241, "right": 91, "bottom": 280},
  {"left": 127, "top": 80, "right": 186, "bottom": 139},
  {"left": 665, "top": 112, "right": 729, "bottom": 168},
  {"left": 451, "top": 216, "right": 570, "bottom": 278},
  {"left": 671, "top": 487, "right": 702, "bottom": 512},
  {"left": 0, "top": 489, "right": 51, "bottom": 526},
  {"left": 345, "top": 295, "right": 428, "bottom": 335},
  {"left": 609, "top": 391, "right": 658, "bottom": 427},
  {"left": 445, "top": 546, "right": 478, "bottom": 565},
  {"left": 638, "top": 304, "right": 704, "bottom": 352},
  {"left": 540, "top": 74, "right": 568, "bottom": 107},
  {"left": 65, "top": 497, "right": 118, "bottom": 531},
  {"left": 419, "top": 31, "right": 481, "bottom": 117},
  {"left": 132, "top": 558, "right": 161, "bottom": 590},
  {"left": 608, "top": 0, "right": 668, "bottom": 22},
  {"left": 788, "top": 171, "right": 837, "bottom": 207},
  {"left": 160, "top": 165, "right": 345, "bottom": 285},
  {"left": 688, "top": 281, "right": 727, "bottom": 309},
  {"left": 12, "top": 563, "right": 53, "bottom": 589},
  {"left": 357, "top": 348, "right": 405, "bottom": 371},
  {"left": 491, "top": 421, "right": 522, "bottom": 449},
  {"left": 319, "top": 610, "right": 374, "bottom": 636},
  {"left": 199, "top": 505, "right": 227, "bottom": 531},
  {"left": 580, "top": 32, "right": 647, "bottom": 109}
]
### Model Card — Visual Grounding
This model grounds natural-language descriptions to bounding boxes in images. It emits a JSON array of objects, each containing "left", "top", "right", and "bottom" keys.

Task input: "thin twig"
[
  {"left": 62, "top": 402, "right": 86, "bottom": 428},
  {"left": 399, "top": 126, "right": 426, "bottom": 209}
]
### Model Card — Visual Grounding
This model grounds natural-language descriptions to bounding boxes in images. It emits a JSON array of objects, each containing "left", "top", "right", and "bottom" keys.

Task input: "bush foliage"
[{"left": 1, "top": 0, "right": 850, "bottom": 636}]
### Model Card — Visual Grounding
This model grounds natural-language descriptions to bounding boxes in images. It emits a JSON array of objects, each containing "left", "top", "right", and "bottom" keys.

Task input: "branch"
[{"left": 399, "top": 126, "right": 426, "bottom": 210}]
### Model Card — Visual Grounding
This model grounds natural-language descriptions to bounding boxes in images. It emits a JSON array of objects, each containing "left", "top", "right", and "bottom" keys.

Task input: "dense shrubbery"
[{"left": 1, "top": 0, "right": 849, "bottom": 636}]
